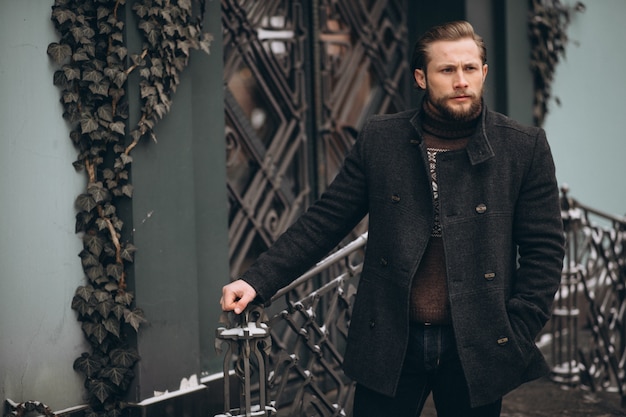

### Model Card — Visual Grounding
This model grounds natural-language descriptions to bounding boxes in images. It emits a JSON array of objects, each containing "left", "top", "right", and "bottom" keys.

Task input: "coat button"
[
  {"left": 391, "top": 194, "right": 400, "bottom": 203},
  {"left": 475, "top": 203, "right": 487, "bottom": 214},
  {"left": 497, "top": 336, "right": 509, "bottom": 346},
  {"left": 380, "top": 257, "right": 388, "bottom": 266},
  {"left": 369, "top": 319, "right": 376, "bottom": 329},
  {"left": 484, "top": 271, "right": 496, "bottom": 280}
]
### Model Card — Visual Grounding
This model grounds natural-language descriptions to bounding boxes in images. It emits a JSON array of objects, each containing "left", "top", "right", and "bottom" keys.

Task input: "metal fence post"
[{"left": 215, "top": 304, "right": 276, "bottom": 417}]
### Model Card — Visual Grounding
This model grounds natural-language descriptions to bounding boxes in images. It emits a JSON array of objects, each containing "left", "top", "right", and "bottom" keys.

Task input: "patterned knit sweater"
[{"left": 409, "top": 100, "right": 481, "bottom": 324}]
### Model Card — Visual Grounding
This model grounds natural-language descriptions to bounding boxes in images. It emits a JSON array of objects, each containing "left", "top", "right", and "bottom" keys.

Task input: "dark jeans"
[{"left": 353, "top": 323, "right": 502, "bottom": 417}]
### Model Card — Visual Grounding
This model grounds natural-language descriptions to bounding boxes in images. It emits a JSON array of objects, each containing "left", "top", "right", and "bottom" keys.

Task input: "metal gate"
[{"left": 222, "top": 0, "right": 410, "bottom": 279}]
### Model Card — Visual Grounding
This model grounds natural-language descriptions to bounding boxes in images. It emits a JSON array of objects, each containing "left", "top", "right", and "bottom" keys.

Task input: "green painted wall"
[
  {"left": 542, "top": 0, "right": 626, "bottom": 217},
  {"left": 0, "top": 2, "right": 87, "bottom": 410}
]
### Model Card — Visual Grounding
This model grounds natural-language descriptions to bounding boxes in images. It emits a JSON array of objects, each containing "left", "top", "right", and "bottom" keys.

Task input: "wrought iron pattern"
[
  {"left": 221, "top": 1, "right": 409, "bottom": 414},
  {"left": 223, "top": 0, "right": 312, "bottom": 278},
  {"left": 223, "top": 0, "right": 409, "bottom": 279},
  {"left": 551, "top": 188, "right": 626, "bottom": 404},
  {"left": 315, "top": 0, "right": 409, "bottom": 191}
]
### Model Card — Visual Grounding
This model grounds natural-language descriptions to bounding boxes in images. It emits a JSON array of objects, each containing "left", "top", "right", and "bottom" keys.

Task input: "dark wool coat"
[{"left": 241, "top": 106, "right": 565, "bottom": 408}]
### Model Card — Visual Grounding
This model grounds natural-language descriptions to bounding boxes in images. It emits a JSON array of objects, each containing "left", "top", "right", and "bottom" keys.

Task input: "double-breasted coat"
[{"left": 241, "top": 105, "right": 565, "bottom": 407}]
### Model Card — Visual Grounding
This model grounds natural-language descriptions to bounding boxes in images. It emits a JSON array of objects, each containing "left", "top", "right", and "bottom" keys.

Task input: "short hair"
[{"left": 411, "top": 20, "right": 487, "bottom": 72}]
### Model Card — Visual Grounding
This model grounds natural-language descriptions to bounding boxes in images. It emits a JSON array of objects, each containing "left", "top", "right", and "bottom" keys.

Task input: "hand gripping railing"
[{"left": 215, "top": 233, "right": 367, "bottom": 417}]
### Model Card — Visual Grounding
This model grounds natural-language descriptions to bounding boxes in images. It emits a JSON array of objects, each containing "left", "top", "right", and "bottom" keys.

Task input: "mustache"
[{"left": 448, "top": 91, "right": 476, "bottom": 99}]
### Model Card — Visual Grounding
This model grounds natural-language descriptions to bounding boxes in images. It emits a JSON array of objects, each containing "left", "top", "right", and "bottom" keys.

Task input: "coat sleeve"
[
  {"left": 239, "top": 124, "right": 371, "bottom": 303},
  {"left": 507, "top": 128, "right": 565, "bottom": 343}
]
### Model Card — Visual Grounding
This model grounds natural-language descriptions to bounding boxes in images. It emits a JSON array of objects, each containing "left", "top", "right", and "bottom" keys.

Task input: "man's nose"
[{"left": 454, "top": 70, "right": 469, "bottom": 88}]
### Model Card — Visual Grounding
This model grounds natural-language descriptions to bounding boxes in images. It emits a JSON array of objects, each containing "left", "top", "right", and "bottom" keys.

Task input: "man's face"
[{"left": 414, "top": 38, "right": 488, "bottom": 121}]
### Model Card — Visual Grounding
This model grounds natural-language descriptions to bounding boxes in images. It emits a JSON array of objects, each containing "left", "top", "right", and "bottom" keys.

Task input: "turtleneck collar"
[{"left": 421, "top": 98, "right": 482, "bottom": 139}]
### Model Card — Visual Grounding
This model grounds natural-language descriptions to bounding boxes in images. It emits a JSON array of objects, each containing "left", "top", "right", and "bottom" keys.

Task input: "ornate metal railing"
[
  {"left": 216, "top": 188, "right": 626, "bottom": 415},
  {"left": 216, "top": 233, "right": 367, "bottom": 417},
  {"left": 550, "top": 186, "right": 626, "bottom": 404}
]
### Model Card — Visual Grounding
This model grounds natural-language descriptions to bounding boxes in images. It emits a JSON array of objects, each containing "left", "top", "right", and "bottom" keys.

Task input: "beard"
[{"left": 425, "top": 89, "right": 483, "bottom": 122}]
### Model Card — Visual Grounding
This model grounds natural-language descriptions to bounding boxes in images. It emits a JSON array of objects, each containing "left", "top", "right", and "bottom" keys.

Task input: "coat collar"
[{"left": 409, "top": 102, "right": 495, "bottom": 166}]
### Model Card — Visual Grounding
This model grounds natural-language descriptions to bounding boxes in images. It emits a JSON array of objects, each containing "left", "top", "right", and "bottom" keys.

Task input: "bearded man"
[{"left": 221, "top": 20, "right": 564, "bottom": 417}]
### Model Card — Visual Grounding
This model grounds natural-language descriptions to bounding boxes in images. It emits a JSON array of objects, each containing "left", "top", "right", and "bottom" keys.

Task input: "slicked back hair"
[{"left": 411, "top": 20, "right": 487, "bottom": 74}]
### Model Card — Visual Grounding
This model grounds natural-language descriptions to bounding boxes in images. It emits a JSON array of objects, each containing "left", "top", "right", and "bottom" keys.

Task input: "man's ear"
[
  {"left": 414, "top": 69, "right": 426, "bottom": 89},
  {"left": 482, "top": 64, "right": 488, "bottom": 82}
]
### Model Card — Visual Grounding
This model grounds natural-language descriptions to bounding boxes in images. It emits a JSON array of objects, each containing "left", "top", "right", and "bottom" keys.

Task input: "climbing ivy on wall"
[
  {"left": 44, "top": 0, "right": 212, "bottom": 416},
  {"left": 528, "top": 0, "right": 585, "bottom": 126}
]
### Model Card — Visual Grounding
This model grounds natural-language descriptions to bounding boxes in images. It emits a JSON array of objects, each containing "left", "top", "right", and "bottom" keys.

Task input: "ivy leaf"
[
  {"left": 109, "top": 121, "right": 125, "bottom": 135},
  {"left": 115, "top": 291, "right": 133, "bottom": 306},
  {"left": 83, "top": 69, "right": 103, "bottom": 83},
  {"left": 102, "top": 169, "right": 115, "bottom": 180},
  {"left": 177, "top": 39, "right": 192, "bottom": 57},
  {"left": 102, "top": 203, "right": 116, "bottom": 217},
  {"left": 101, "top": 366, "right": 126, "bottom": 386},
  {"left": 51, "top": 8, "right": 76, "bottom": 25},
  {"left": 112, "top": 71, "right": 127, "bottom": 88},
  {"left": 124, "top": 308, "right": 147, "bottom": 332},
  {"left": 106, "top": 263, "right": 124, "bottom": 281},
  {"left": 116, "top": 46, "right": 128, "bottom": 60},
  {"left": 96, "top": 299, "right": 115, "bottom": 318},
  {"left": 96, "top": 6, "right": 110, "bottom": 21},
  {"left": 120, "top": 243, "right": 137, "bottom": 262},
  {"left": 81, "top": 321, "right": 96, "bottom": 337},
  {"left": 86, "top": 264, "right": 105, "bottom": 283},
  {"left": 47, "top": 42, "right": 72, "bottom": 63},
  {"left": 92, "top": 323, "right": 108, "bottom": 344},
  {"left": 115, "top": 291, "right": 134, "bottom": 306},
  {"left": 80, "top": 251, "right": 100, "bottom": 268},
  {"left": 53, "top": 70, "right": 68, "bottom": 87},
  {"left": 121, "top": 184, "right": 133, "bottom": 198},
  {"left": 96, "top": 218, "right": 109, "bottom": 231},
  {"left": 120, "top": 153, "right": 133, "bottom": 165},
  {"left": 199, "top": 33, "right": 213, "bottom": 54},
  {"left": 73, "top": 50, "right": 90, "bottom": 62},
  {"left": 75, "top": 284, "right": 94, "bottom": 301},
  {"left": 133, "top": 3, "right": 150, "bottom": 18},
  {"left": 178, "top": 0, "right": 192, "bottom": 11},
  {"left": 93, "top": 289, "right": 111, "bottom": 303},
  {"left": 80, "top": 113, "right": 99, "bottom": 134},
  {"left": 76, "top": 193, "right": 97, "bottom": 212},
  {"left": 97, "top": 104, "right": 114, "bottom": 122},
  {"left": 84, "top": 234, "right": 104, "bottom": 257},
  {"left": 98, "top": 21, "right": 112, "bottom": 35},
  {"left": 88, "top": 182, "right": 110, "bottom": 204},
  {"left": 103, "top": 316, "right": 120, "bottom": 338},
  {"left": 111, "top": 303, "right": 126, "bottom": 320},
  {"left": 110, "top": 348, "right": 140, "bottom": 368},
  {"left": 75, "top": 209, "right": 93, "bottom": 232},
  {"left": 104, "top": 281, "right": 119, "bottom": 293},
  {"left": 88, "top": 379, "right": 113, "bottom": 403},
  {"left": 73, "top": 353, "right": 103, "bottom": 377},
  {"left": 63, "top": 65, "right": 81, "bottom": 81},
  {"left": 71, "top": 296, "right": 89, "bottom": 316},
  {"left": 63, "top": 91, "right": 79, "bottom": 104},
  {"left": 89, "top": 81, "right": 110, "bottom": 96},
  {"left": 163, "top": 24, "right": 177, "bottom": 37}
]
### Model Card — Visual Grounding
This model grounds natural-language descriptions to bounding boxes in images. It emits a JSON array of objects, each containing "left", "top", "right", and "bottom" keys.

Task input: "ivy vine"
[
  {"left": 528, "top": 0, "right": 585, "bottom": 126},
  {"left": 46, "top": 0, "right": 211, "bottom": 416}
]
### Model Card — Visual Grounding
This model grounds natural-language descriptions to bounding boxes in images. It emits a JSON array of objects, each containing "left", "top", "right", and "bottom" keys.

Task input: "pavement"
[{"left": 421, "top": 376, "right": 626, "bottom": 417}]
